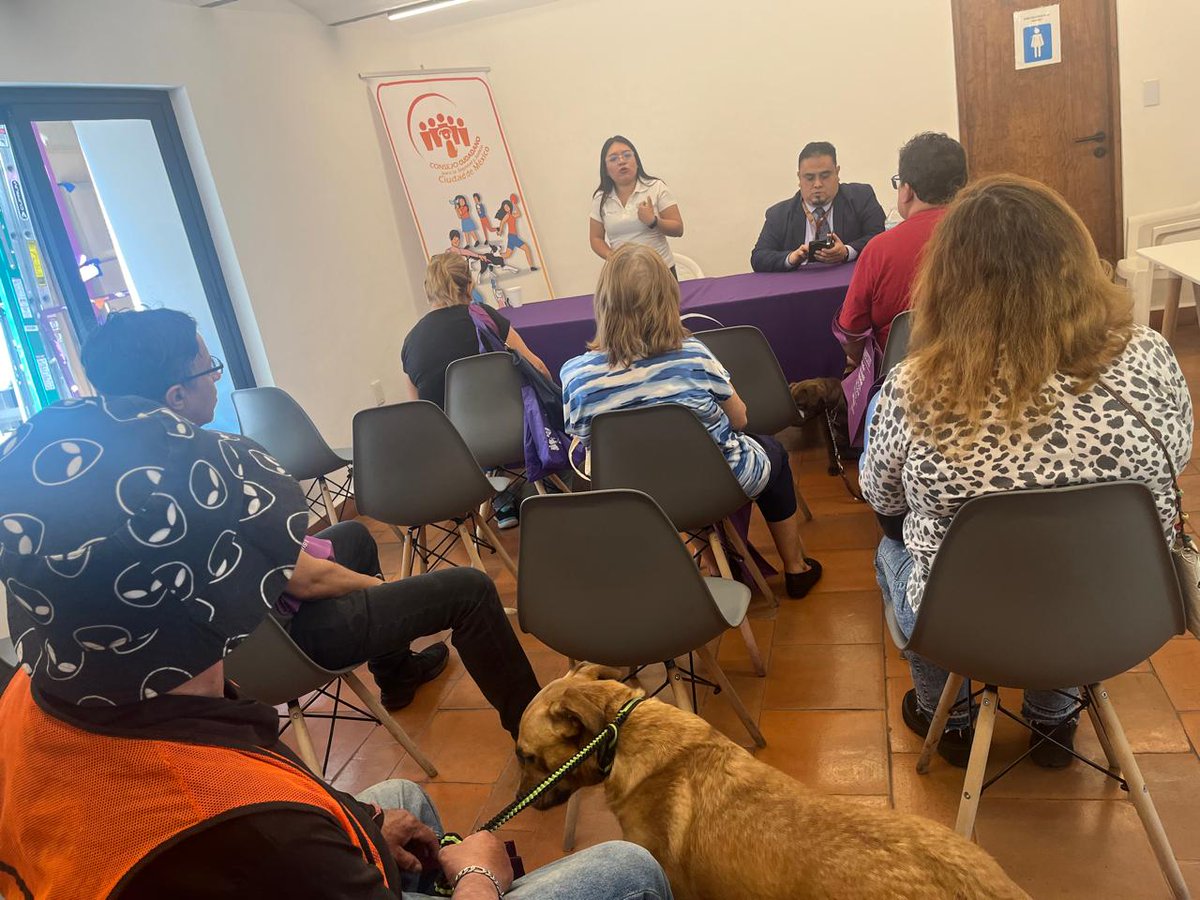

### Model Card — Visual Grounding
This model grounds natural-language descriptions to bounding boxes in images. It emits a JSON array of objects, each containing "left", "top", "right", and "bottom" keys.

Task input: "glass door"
[{"left": 0, "top": 88, "right": 254, "bottom": 436}]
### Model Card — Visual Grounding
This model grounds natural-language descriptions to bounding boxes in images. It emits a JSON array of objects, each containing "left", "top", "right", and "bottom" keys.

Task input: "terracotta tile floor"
[{"left": 285, "top": 322, "right": 1200, "bottom": 898}]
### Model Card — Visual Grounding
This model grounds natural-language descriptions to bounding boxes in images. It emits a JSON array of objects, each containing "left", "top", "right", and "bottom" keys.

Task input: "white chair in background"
[
  {"left": 1117, "top": 200, "right": 1200, "bottom": 326},
  {"left": 673, "top": 253, "right": 705, "bottom": 280}
]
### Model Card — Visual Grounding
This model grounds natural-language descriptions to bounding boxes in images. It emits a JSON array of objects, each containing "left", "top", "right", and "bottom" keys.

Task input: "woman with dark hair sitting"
[
  {"left": 589, "top": 135, "right": 684, "bottom": 278},
  {"left": 561, "top": 243, "right": 822, "bottom": 598},
  {"left": 861, "top": 174, "right": 1193, "bottom": 768}
]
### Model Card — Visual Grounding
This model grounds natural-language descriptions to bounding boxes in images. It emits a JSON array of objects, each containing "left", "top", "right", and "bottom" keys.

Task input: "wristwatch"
[{"left": 649, "top": 215, "right": 658, "bottom": 229}]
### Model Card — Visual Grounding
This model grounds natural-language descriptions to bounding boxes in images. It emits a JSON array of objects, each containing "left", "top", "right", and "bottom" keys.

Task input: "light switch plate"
[{"left": 1143, "top": 79, "right": 1161, "bottom": 107}]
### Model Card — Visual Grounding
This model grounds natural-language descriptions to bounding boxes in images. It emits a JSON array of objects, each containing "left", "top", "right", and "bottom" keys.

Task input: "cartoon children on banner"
[
  {"left": 495, "top": 195, "right": 539, "bottom": 271},
  {"left": 446, "top": 191, "right": 539, "bottom": 308},
  {"left": 451, "top": 195, "right": 484, "bottom": 248},
  {"left": 473, "top": 192, "right": 499, "bottom": 244}
]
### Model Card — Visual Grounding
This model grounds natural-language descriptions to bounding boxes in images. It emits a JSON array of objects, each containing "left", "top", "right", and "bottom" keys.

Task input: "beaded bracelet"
[{"left": 453, "top": 865, "right": 505, "bottom": 897}]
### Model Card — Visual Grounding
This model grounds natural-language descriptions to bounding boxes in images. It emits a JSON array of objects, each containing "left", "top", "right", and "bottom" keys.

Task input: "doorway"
[
  {"left": 0, "top": 88, "right": 252, "bottom": 439},
  {"left": 951, "top": 0, "right": 1123, "bottom": 263}
]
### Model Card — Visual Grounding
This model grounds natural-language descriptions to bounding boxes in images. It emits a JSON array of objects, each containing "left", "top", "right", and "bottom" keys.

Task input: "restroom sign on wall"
[{"left": 1014, "top": 5, "right": 1061, "bottom": 70}]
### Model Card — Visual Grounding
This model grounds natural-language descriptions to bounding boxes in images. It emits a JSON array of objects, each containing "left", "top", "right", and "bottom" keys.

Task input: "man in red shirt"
[{"left": 836, "top": 132, "right": 967, "bottom": 362}]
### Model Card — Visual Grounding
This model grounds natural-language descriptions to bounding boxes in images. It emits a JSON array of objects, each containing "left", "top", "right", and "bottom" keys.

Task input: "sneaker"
[
  {"left": 901, "top": 688, "right": 974, "bottom": 768},
  {"left": 495, "top": 506, "right": 519, "bottom": 530},
  {"left": 1029, "top": 720, "right": 1077, "bottom": 768},
  {"left": 784, "top": 558, "right": 823, "bottom": 598},
  {"left": 378, "top": 643, "right": 450, "bottom": 711}
]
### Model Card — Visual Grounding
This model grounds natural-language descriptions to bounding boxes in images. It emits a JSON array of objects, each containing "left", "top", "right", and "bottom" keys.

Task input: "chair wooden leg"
[
  {"left": 707, "top": 530, "right": 765, "bottom": 676},
  {"left": 319, "top": 477, "right": 340, "bottom": 525},
  {"left": 917, "top": 673, "right": 965, "bottom": 775},
  {"left": 721, "top": 518, "right": 778, "bottom": 608},
  {"left": 400, "top": 528, "right": 415, "bottom": 578},
  {"left": 477, "top": 515, "right": 518, "bottom": 579},
  {"left": 954, "top": 686, "right": 998, "bottom": 838},
  {"left": 696, "top": 644, "right": 765, "bottom": 747},
  {"left": 534, "top": 480, "right": 548, "bottom": 495},
  {"left": 415, "top": 526, "right": 428, "bottom": 575},
  {"left": 668, "top": 659, "right": 695, "bottom": 712},
  {"left": 562, "top": 790, "right": 582, "bottom": 851},
  {"left": 343, "top": 671, "right": 438, "bottom": 778},
  {"left": 796, "top": 485, "right": 814, "bottom": 522},
  {"left": 1091, "top": 682, "right": 1189, "bottom": 898},
  {"left": 1084, "top": 686, "right": 1121, "bottom": 773},
  {"left": 287, "top": 700, "right": 322, "bottom": 775},
  {"left": 459, "top": 522, "right": 487, "bottom": 572},
  {"left": 548, "top": 473, "right": 572, "bottom": 493}
]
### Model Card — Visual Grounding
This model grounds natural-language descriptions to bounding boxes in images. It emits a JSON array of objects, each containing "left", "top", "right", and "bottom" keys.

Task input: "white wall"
[
  {"left": 1115, "top": 0, "right": 1200, "bottom": 220},
  {"left": 1, "top": 0, "right": 1193, "bottom": 456},
  {"left": 347, "top": 0, "right": 961, "bottom": 298},
  {"left": 0, "top": 0, "right": 421, "bottom": 446}
]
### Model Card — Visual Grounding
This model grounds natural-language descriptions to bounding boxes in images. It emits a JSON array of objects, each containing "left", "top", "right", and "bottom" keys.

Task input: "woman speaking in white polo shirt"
[{"left": 589, "top": 135, "right": 685, "bottom": 277}]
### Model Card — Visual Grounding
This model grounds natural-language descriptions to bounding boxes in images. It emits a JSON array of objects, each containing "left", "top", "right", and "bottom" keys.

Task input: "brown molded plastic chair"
[
  {"left": 880, "top": 310, "right": 913, "bottom": 380},
  {"left": 517, "top": 488, "right": 765, "bottom": 746},
  {"left": 444, "top": 351, "right": 570, "bottom": 497},
  {"left": 225, "top": 616, "right": 437, "bottom": 778},
  {"left": 232, "top": 386, "right": 352, "bottom": 525},
  {"left": 352, "top": 401, "right": 516, "bottom": 580},
  {"left": 591, "top": 404, "right": 784, "bottom": 674},
  {"left": 887, "top": 482, "right": 1188, "bottom": 898},
  {"left": 693, "top": 324, "right": 813, "bottom": 521}
]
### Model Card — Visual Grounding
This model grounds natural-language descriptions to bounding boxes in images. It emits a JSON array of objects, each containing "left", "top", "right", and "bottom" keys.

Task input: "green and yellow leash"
[{"left": 434, "top": 696, "right": 645, "bottom": 895}]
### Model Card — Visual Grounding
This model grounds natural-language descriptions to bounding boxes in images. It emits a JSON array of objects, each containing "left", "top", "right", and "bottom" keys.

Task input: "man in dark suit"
[{"left": 751, "top": 141, "right": 886, "bottom": 272}]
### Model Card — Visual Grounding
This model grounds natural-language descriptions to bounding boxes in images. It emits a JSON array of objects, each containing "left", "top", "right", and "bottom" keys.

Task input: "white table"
[{"left": 1137, "top": 240, "right": 1200, "bottom": 342}]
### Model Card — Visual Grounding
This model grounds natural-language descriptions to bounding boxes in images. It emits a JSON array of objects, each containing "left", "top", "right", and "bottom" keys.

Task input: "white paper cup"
[{"left": 506, "top": 285, "right": 523, "bottom": 307}]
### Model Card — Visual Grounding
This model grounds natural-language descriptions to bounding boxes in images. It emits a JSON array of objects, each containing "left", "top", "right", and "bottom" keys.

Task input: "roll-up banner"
[{"left": 369, "top": 70, "right": 553, "bottom": 304}]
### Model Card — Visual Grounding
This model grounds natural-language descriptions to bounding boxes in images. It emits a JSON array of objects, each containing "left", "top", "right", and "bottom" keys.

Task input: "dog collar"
[{"left": 433, "top": 695, "right": 646, "bottom": 895}]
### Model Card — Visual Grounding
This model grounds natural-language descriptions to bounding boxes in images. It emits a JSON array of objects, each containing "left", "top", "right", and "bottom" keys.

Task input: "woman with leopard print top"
[{"left": 861, "top": 175, "right": 1193, "bottom": 769}]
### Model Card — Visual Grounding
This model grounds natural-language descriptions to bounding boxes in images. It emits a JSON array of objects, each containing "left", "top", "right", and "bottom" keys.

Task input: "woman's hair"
[
  {"left": 495, "top": 199, "right": 513, "bottom": 223},
  {"left": 904, "top": 173, "right": 1133, "bottom": 446},
  {"left": 593, "top": 135, "right": 660, "bottom": 210},
  {"left": 589, "top": 244, "right": 688, "bottom": 367},
  {"left": 423, "top": 252, "right": 473, "bottom": 307}
]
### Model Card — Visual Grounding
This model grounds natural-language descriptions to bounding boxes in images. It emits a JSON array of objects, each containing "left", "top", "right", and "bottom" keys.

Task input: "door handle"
[{"left": 1074, "top": 131, "right": 1106, "bottom": 144}]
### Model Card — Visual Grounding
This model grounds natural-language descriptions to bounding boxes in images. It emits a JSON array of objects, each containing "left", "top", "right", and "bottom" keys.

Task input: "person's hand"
[
  {"left": 816, "top": 234, "right": 849, "bottom": 263},
  {"left": 787, "top": 244, "right": 809, "bottom": 267},
  {"left": 439, "top": 832, "right": 515, "bottom": 896},
  {"left": 637, "top": 198, "right": 656, "bottom": 226},
  {"left": 379, "top": 809, "right": 440, "bottom": 875}
]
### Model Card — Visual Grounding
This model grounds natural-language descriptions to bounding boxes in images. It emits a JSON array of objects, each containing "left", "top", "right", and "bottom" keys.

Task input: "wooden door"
[{"left": 952, "top": 0, "right": 1123, "bottom": 263}]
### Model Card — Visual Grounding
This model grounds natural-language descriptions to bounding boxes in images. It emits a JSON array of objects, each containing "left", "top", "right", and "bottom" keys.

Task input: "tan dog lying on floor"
[{"left": 516, "top": 666, "right": 1029, "bottom": 900}]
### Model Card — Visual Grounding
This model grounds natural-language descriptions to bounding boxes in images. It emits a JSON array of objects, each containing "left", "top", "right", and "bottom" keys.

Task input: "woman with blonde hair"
[
  {"left": 560, "top": 243, "right": 822, "bottom": 597},
  {"left": 402, "top": 252, "right": 551, "bottom": 527},
  {"left": 862, "top": 175, "right": 1192, "bottom": 768}
]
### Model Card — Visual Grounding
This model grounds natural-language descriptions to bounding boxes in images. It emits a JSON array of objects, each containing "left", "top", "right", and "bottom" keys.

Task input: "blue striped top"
[{"left": 560, "top": 337, "right": 771, "bottom": 497}]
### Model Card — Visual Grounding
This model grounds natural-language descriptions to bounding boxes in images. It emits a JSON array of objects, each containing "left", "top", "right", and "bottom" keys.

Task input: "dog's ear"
[
  {"left": 569, "top": 662, "right": 624, "bottom": 683},
  {"left": 548, "top": 686, "right": 609, "bottom": 744}
]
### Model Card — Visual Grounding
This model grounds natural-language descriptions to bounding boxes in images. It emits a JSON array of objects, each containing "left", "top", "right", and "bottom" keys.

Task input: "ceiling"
[{"left": 179, "top": 0, "right": 560, "bottom": 27}]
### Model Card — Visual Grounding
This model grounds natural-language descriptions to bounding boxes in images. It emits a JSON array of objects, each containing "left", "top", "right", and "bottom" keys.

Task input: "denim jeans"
[
  {"left": 356, "top": 780, "right": 673, "bottom": 900},
  {"left": 874, "top": 536, "right": 1079, "bottom": 729},
  {"left": 286, "top": 521, "right": 540, "bottom": 738}
]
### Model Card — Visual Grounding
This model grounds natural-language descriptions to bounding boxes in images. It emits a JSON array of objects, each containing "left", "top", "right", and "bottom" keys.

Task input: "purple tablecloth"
[{"left": 503, "top": 266, "right": 854, "bottom": 383}]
